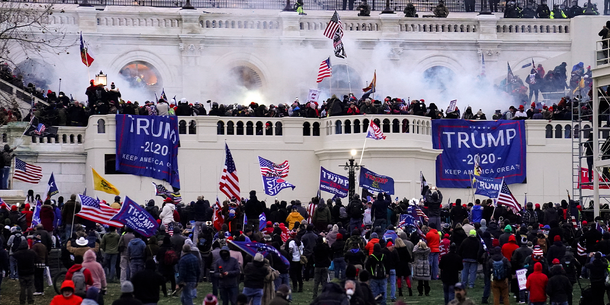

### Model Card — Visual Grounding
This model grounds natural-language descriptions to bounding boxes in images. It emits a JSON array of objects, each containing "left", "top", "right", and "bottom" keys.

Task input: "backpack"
[
  {"left": 492, "top": 259, "right": 506, "bottom": 281},
  {"left": 339, "top": 206, "right": 348, "bottom": 219},
  {"left": 164, "top": 249, "right": 179, "bottom": 266},
  {"left": 72, "top": 267, "right": 87, "bottom": 296},
  {"left": 371, "top": 254, "right": 386, "bottom": 278},
  {"left": 11, "top": 235, "right": 23, "bottom": 253}
]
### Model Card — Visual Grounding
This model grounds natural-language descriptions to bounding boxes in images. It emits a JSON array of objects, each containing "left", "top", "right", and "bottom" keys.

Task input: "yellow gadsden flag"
[{"left": 92, "top": 168, "right": 120, "bottom": 195}]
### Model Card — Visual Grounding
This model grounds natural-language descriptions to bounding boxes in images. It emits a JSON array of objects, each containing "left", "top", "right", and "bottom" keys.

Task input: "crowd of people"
[{"left": 0, "top": 185, "right": 608, "bottom": 305}]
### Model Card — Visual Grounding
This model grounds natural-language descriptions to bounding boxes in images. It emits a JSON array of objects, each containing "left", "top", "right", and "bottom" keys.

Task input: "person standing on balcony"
[
  {"left": 599, "top": 21, "right": 610, "bottom": 64},
  {"left": 0, "top": 144, "right": 14, "bottom": 190}
]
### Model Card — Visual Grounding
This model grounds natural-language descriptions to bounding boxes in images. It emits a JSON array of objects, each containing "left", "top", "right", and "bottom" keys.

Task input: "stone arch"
[
  {"left": 179, "top": 120, "right": 187, "bottom": 134},
  {"left": 415, "top": 54, "right": 464, "bottom": 75},
  {"left": 97, "top": 119, "right": 106, "bottom": 134},
  {"left": 275, "top": 122, "right": 283, "bottom": 136},
  {"left": 226, "top": 121, "right": 235, "bottom": 135},
  {"left": 303, "top": 122, "right": 311, "bottom": 136},
  {"left": 354, "top": 119, "right": 361, "bottom": 133},
  {"left": 345, "top": 119, "right": 352, "bottom": 134},
  {"left": 189, "top": 120, "right": 196, "bottom": 134},
  {"left": 313, "top": 122, "right": 320, "bottom": 136},
  {"left": 217, "top": 121, "right": 225, "bottom": 135},
  {"left": 545, "top": 124, "right": 553, "bottom": 138},
  {"left": 246, "top": 121, "right": 254, "bottom": 135},
  {"left": 110, "top": 51, "right": 174, "bottom": 92},
  {"left": 236, "top": 121, "right": 244, "bottom": 135}
]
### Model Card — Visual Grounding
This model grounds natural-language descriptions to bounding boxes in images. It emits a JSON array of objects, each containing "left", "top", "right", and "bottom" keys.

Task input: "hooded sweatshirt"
[
  {"left": 526, "top": 262, "right": 548, "bottom": 303},
  {"left": 159, "top": 203, "right": 175, "bottom": 225},
  {"left": 546, "top": 264, "right": 573, "bottom": 303},
  {"left": 82, "top": 249, "right": 106, "bottom": 290},
  {"left": 501, "top": 235, "right": 519, "bottom": 260},
  {"left": 50, "top": 280, "right": 83, "bottom": 305}
]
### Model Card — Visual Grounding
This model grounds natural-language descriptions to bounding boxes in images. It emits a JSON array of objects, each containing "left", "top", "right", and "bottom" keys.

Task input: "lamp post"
[
  {"left": 182, "top": 0, "right": 195, "bottom": 9},
  {"left": 95, "top": 71, "right": 107, "bottom": 87},
  {"left": 344, "top": 149, "right": 361, "bottom": 200},
  {"left": 283, "top": 0, "right": 293, "bottom": 11},
  {"left": 381, "top": 0, "right": 395, "bottom": 13},
  {"left": 479, "top": 0, "right": 492, "bottom": 14}
]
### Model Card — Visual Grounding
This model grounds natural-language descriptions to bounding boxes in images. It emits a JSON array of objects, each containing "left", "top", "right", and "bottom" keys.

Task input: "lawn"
[{"left": 0, "top": 275, "right": 589, "bottom": 305}]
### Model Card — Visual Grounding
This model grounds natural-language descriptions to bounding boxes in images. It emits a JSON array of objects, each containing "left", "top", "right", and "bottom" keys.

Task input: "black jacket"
[
  {"left": 245, "top": 195, "right": 263, "bottom": 218},
  {"left": 112, "top": 294, "right": 143, "bottom": 305},
  {"left": 458, "top": 236, "right": 481, "bottom": 261},
  {"left": 311, "top": 282, "right": 349, "bottom": 305},
  {"left": 439, "top": 251, "right": 462, "bottom": 284},
  {"left": 13, "top": 248, "right": 36, "bottom": 276},
  {"left": 192, "top": 199, "right": 210, "bottom": 222},
  {"left": 381, "top": 248, "right": 399, "bottom": 271},
  {"left": 243, "top": 260, "right": 269, "bottom": 289},
  {"left": 313, "top": 242, "right": 332, "bottom": 268},
  {"left": 546, "top": 271, "right": 572, "bottom": 303},
  {"left": 132, "top": 264, "right": 167, "bottom": 303},
  {"left": 586, "top": 257, "right": 608, "bottom": 283},
  {"left": 547, "top": 241, "right": 566, "bottom": 263}
]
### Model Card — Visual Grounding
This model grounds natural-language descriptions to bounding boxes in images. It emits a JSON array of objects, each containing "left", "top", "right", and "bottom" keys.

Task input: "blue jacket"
[
  {"left": 179, "top": 253, "right": 201, "bottom": 283},
  {"left": 127, "top": 238, "right": 146, "bottom": 260},
  {"left": 471, "top": 205, "right": 483, "bottom": 223}
]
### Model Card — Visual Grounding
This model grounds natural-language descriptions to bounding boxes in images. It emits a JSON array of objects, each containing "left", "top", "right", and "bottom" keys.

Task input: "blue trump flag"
[
  {"left": 259, "top": 212, "right": 266, "bottom": 231},
  {"left": 474, "top": 176, "right": 503, "bottom": 198},
  {"left": 432, "top": 120, "right": 526, "bottom": 188},
  {"left": 30, "top": 200, "right": 42, "bottom": 228},
  {"left": 229, "top": 240, "right": 290, "bottom": 266},
  {"left": 110, "top": 196, "right": 159, "bottom": 237},
  {"left": 319, "top": 167, "right": 349, "bottom": 198},
  {"left": 262, "top": 176, "right": 295, "bottom": 196},
  {"left": 359, "top": 167, "right": 395, "bottom": 195},
  {"left": 115, "top": 115, "right": 181, "bottom": 189}
]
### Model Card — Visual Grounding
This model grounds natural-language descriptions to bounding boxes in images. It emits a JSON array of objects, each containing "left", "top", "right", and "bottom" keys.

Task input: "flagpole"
[
  {"left": 359, "top": 137, "right": 367, "bottom": 165},
  {"left": 345, "top": 58, "right": 352, "bottom": 94}
]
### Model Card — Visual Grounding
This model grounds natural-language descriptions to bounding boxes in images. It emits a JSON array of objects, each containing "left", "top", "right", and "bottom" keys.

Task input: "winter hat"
[
  {"left": 583, "top": 220, "right": 588, "bottom": 226},
  {"left": 10, "top": 205, "right": 17, "bottom": 211},
  {"left": 254, "top": 253, "right": 264, "bottom": 262},
  {"left": 204, "top": 294, "right": 218, "bottom": 305},
  {"left": 527, "top": 241, "right": 533, "bottom": 248},
  {"left": 469, "top": 229, "right": 476, "bottom": 237},
  {"left": 504, "top": 225, "right": 512, "bottom": 232},
  {"left": 552, "top": 258, "right": 561, "bottom": 264},
  {"left": 519, "top": 105, "right": 524, "bottom": 110},
  {"left": 535, "top": 203, "right": 540, "bottom": 209},
  {"left": 276, "top": 284, "right": 291, "bottom": 297},
  {"left": 182, "top": 244, "right": 191, "bottom": 253},
  {"left": 164, "top": 197, "right": 173, "bottom": 203},
  {"left": 371, "top": 232, "right": 378, "bottom": 239},
  {"left": 444, "top": 233, "right": 450, "bottom": 239},
  {"left": 554, "top": 235, "right": 561, "bottom": 242},
  {"left": 577, "top": 205, "right": 582, "bottom": 211},
  {"left": 492, "top": 239, "right": 500, "bottom": 247},
  {"left": 533, "top": 246, "right": 543, "bottom": 257},
  {"left": 336, "top": 233, "right": 343, "bottom": 241},
  {"left": 86, "top": 286, "right": 99, "bottom": 301},
  {"left": 121, "top": 281, "right": 134, "bottom": 293},
  {"left": 387, "top": 241, "right": 393, "bottom": 247}
]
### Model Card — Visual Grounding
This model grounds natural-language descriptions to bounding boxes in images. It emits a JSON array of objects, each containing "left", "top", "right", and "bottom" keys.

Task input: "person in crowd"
[
  {"left": 65, "top": 255, "right": 94, "bottom": 299},
  {"left": 526, "top": 262, "right": 548, "bottom": 305},
  {"left": 458, "top": 229, "right": 481, "bottom": 289},
  {"left": 242, "top": 253, "right": 269, "bottom": 305},
  {"left": 288, "top": 236, "right": 304, "bottom": 292},
  {"left": 13, "top": 242, "right": 36, "bottom": 304},
  {"left": 312, "top": 236, "right": 331, "bottom": 299},
  {"left": 112, "top": 281, "right": 143, "bottom": 305},
  {"left": 117, "top": 228, "right": 134, "bottom": 283},
  {"left": 394, "top": 237, "right": 412, "bottom": 297},
  {"left": 440, "top": 243, "right": 462, "bottom": 305},
  {"left": 178, "top": 244, "right": 200, "bottom": 305},
  {"left": 547, "top": 260, "right": 572, "bottom": 305},
  {"left": 426, "top": 222, "right": 441, "bottom": 280},
  {"left": 30, "top": 234, "right": 47, "bottom": 297},
  {"left": 50, "top": 280, "right": 83, "bottom": 305},
  {"left": 131, "top": 258, "right": 167, "bottom": 305},
  {"left": 82, "top": 249, "right": 106, "bottom": 305},
  {"left": 127, "top": 233, "right": 146, "bottom": 279},
  {"left": 366, "top": 243, "right": 387, "bottom": 305},
  {"left": 382, "top": 240, "right": 399, "bottom": 302},
  {"left": 412, "top": 240, "right": 431, "bottom": 296},
  {"left": 586, "top": 252, "right": 608, "bottom": 305},
  {"left": 448, "top": 283, "right": 476, "bottom": 305},
  {"left": 213, "top": 245, "right": 240, "bottom": 305},
  {"left": 269, "top": 284, "right": 291, "bottom": 305}
]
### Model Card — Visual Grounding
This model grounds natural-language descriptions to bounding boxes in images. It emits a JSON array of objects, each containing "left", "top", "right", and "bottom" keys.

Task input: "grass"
[{"left": 0, "top": 274, "right": 590, "bottom": 305}]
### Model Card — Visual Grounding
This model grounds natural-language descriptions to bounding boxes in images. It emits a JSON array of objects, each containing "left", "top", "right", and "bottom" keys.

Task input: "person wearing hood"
[
  {"left": 450, "top": 199, "right": 468, "bottom": 225},
  {"left": 13, "top": 241, "right": 36, "bottom": 304},
  {"left": 586, "top": 252, "right": 608, "bottom": 305},
  {"left": 245, "top": 190, "right": 264, "bottom": 233},
  {"left": 424, "top": 186, "right": 443, "bottom": 230},
  {"left": 144, "top": 199, "right": 159, "bottom": 221},
  {"left": 487, "top": 246, "right": 511, "bottom": 305},
  {"left": 285, "top": 206, "right": 304, "bottom": 231},
  {"left": 451, "top": 223, "right": 467, "bottom": 249},
  {"left": 311, "top": 282, "right": 349, "bottom": 305},
  {"left": 214, "top": 245, "right": 240, "bottom": 305},
  {"left": 131, "top": 258, "right": 167, "bottom": 304},
  {"left": 412, "top": 240, "right": 431, "bottom": 296},
  {"left": 526, "top": 262, "right": 548, "bottom": 305},
  {"left": 242, "top": 252, "right": 269, "bottom": 305},
  {"left": 366, "top": 243, "right": 388, "bottom": 305},
  {"left": 66, "top": 255, "right": 94, "bottom": 298},
  {"left": 440, "top": 243, "right": 462, "bottom": 305},
  {"left": 501, "top": 235, "right": 519, "bottom": 261},
  {"left": 327, "top": 224, "right": 340, "bottom": 247},
  {"left": 480, "top": 219, "right": 488, "bottom": 233},
  {"left": 159, "top": 198, "right": 175, "bottom": 226},
  {"left": 82, "top": 286, "right": 100, "bottom": 305},
  {"left": 346, "top": 195, "right": 365, "bottom": 234},
  {"left": 365, "top": 232, "right": 380, "bottom": 255},
  {"left": 522, "top": 202, "right": 538, "bottom": 227},
  {"left": 51, "top": 280, "right": 83, "bottom": 305},
  {"left": 127, "top": 233, "right": 146, "bottom": 279},
  {"left": 82, "top": 249, "right": 106, "bottom": 304},
  {"left": 21, "top": 203, "right": 34, "bottom": 228},
  {"left": 112, "top": 281, "right": 143, "bottom": 305},
  {"left": 486, "top": 221, "right": 501, "bottom": 239},
  {"left": 561, "top": 247, "right": 580, "bottom": 304},
  {"left": 544, "top": 203, "right": 559, "bottom": 225},
  {"left": 458, "top": 230, "right": 481, "bottom": 289},
  {"left": 498, "top": 225, "right": 513, "bottom": 247},
  {"left": 331, "top": 232, "right": 347, "bottom": 280},
  {"left": 470, "top": 200, "right": 483, "bottom": 224},
  {"left": 156, "top": 235, "right": 177, "bottom": 295},
  {"left": 40, "top": 200, "right": 56, "bottom": 232},
  {"left": 312, "top": 236, "right": 331, "bottom": 299}
]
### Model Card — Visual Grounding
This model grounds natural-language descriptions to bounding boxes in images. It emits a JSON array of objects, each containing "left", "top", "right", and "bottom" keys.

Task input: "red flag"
[
  {"left": 80, "top": 32, "right": 94, "bottom": 67},
  {"left": 213, "top": 197, "right": 224, "bottom": 231}
]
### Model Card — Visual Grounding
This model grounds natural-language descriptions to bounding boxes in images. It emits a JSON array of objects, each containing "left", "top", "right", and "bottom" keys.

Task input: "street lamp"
[
  {"left": 343, "top": 150, "right": 361, "bottom": 200},
  {"left": 95, "top": 71, "right": 107, "bottom": 87}
]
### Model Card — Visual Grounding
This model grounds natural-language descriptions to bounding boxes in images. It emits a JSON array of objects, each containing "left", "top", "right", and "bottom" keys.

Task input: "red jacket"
[
  {"left": 65, "top": 264, "right": 94, "bottom": 288},
  {"left": 501, "top": 235, "right": 519, "bottom": 260},
  {"left": 526, "top": 262, "right": 548, "bottom": 303},
  {"left": 426, "top": 229, "right": 440, "bottom": 253},
  {"left": 365, "top": 238, "right": 380, "bottom": 255}
]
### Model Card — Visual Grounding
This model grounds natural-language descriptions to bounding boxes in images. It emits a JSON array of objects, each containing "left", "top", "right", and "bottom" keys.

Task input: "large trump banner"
[
  {"left": 432, "top": 120, "right": 526, "bottom": 188},
  {"left": 115, "top": 115, "right": 181, "bottom": 189},
  {"left": 359, "top": 167, "right": 395, "bottom": 195}
]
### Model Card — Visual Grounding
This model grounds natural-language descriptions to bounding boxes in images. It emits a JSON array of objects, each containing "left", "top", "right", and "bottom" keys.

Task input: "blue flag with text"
[
  {"left": 111, "top": 196, "right": 159, "bottom": 237},
  {"left": 115, "top": 115, "right": 181, "bottom": 189},
  {"left": 359, "top": 167, "right": 395, "bottom": 195},
  {"left": 432, "top": 120, "right": 526, "bottom": 188},
  {"left": 319, "top": 167, "right": 349, "bottom": 198},
  {"left": 262, "top": 176, "right": 296, "bottom": 196},
  {"left": 474, "top": 176, "right": 503, "bottom": 198}
]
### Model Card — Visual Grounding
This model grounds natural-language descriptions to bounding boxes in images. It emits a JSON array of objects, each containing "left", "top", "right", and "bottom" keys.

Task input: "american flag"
[
  {"left": 577, "top": 241, "right": 586, "bottom": 256},
  {"left": 152, "top": 182, "right": 182, "bottom": 204},
  {"left": 258, "top": 156, "right": 290, "bottom": 178},
  {"left": 213, "top": 197, "right": 224, "bottom": 231},
  {"left": 497, "top": 180, "right": 521, "bottom": 215},
  {"left": 571, "top": 216, "right": 579, "bottom": 229},
  {"left": 219, "top": 144, "right": 240, "bottom": 200},
  {"left": 323, "top": 11, "right": 343, "bottom": 39},
  {"left": 414, "top": 205, "right": 429, "bottom": 222},
  {"left": 316, "top": 57, "right": 332, "bottom": 83},
  {"left": 77, "top": 195, "right": 123, "bottom": 227},
  {"left": 13, "top": 158, "right": 42, "bottom": 184},
  {"left": 366, "top": 121, "right": 386, "bottom": 140},
  {"left": 307, "top": 202, "right": 316, "bottom": 224}
]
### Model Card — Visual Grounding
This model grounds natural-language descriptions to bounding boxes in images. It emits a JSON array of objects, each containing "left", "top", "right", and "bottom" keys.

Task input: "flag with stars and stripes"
[
  {"left": 219, "top": 144, "right": 240, "bottom": 200},
  {"left": 366, "top": 120, "right": 386, "bottom": 140},
  {"left": 77, "top": 195, "right": 123, "bottom": 227},
  {"left": 497, "top": 179, "right": 521, "bottom": 215},
  {"left": 152, "top": 182, "right": 182, "bottom": 204},
  {"left": 258, "top": 156, "right": 290, "bottom": 178},
  {"left": 13, "top": 158, "right": 42, "bottom": 184},
  {"left": 316, "top": 57, "right": 332, "bottom": 83}
]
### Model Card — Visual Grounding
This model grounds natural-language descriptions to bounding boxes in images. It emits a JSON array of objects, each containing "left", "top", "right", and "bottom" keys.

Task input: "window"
[{"left": 104, "top": 154, "right": 124, "bottom": 175}]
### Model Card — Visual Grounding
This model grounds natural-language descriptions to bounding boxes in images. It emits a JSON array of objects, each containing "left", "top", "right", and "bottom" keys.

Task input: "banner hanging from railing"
[
  {"left": 115, "top": 115, "right": 181, "bottom": 189},
  {"left": 432, "top": 120, "right": 526, "bottom": 188}
]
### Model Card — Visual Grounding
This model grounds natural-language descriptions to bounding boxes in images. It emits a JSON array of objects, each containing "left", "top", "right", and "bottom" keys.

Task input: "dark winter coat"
[{"left": 439, "top": 250, "right": 462, "bottom": 284}]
